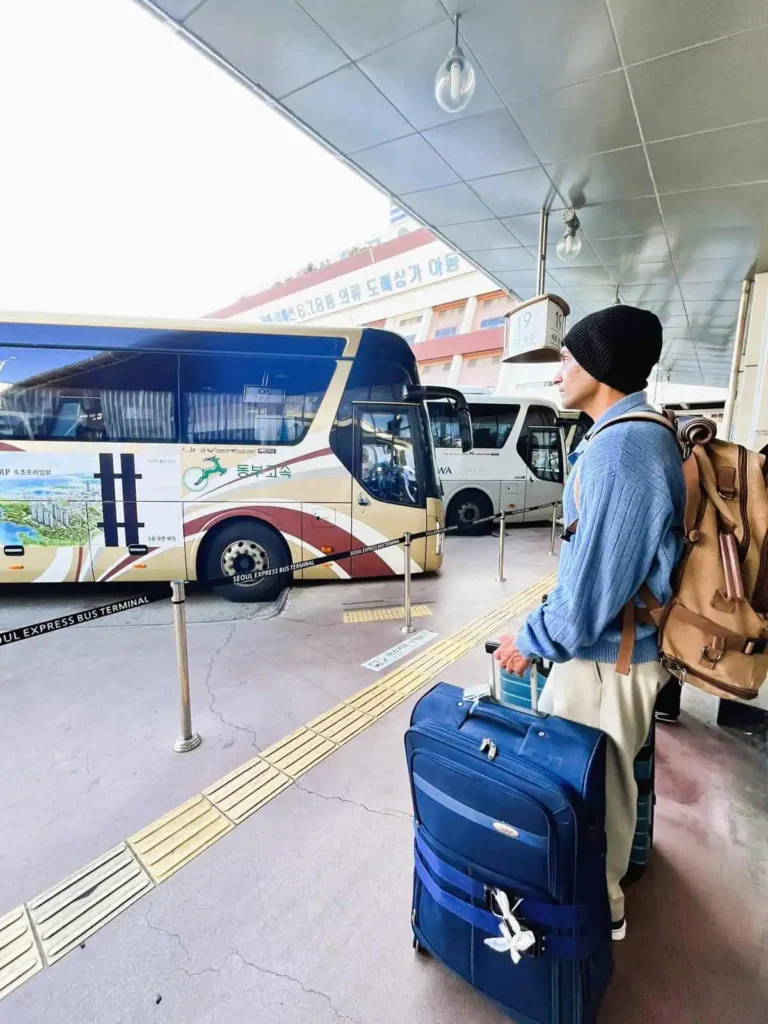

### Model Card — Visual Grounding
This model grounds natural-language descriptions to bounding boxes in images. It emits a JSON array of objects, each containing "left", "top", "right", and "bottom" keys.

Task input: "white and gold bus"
[{"left": 0, "top": 314, "right": 469, "bottom": 600}]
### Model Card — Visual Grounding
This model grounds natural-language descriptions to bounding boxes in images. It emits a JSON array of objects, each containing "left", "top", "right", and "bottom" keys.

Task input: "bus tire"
[
  {"left": 446, "top": 489, "right": 493, "bottom": 535},
  {"left": 200, "top": 518, "right": 292, "bottom": 603}
]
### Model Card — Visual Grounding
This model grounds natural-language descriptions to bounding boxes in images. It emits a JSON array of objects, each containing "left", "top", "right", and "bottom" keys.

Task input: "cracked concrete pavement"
[
  {"left": 201, "top": 622, "right": 262, "bottom": 749},
  {"left": 142, "top": 914, "right": 354, "bottom": 1023},
  {"left": 293, "top": 780, "right": 413, "bottom": 822}
]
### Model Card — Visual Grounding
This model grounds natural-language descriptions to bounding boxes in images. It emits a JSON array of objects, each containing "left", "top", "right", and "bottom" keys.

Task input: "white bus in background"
[{"left": 427, "top": 389, "right": 565, "bottom": 533}]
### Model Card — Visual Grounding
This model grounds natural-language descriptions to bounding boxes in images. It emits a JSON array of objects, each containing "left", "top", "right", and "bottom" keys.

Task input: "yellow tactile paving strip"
[
  {"left": 128, "top": 795, "right": 234, "bottom": 884},
  {"left": 343, "top": 604, "right": 432, "bottom": 623},
  {"left": 204, "top": 757, "right": 292, "bottom": 825},
  {"left": 27, "top": 844, "right": 154, "bottom": 964},
  {"left": 0, "top": 571, "right": 555, "bottom": 1004},
  {"left": 0, "top": 907, "right": 43, "bottom": 999}
]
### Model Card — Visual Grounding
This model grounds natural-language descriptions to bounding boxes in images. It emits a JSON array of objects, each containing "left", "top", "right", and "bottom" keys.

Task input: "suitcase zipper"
[{"left": 411, "top": 722, "right": 569, "bottom": 803}]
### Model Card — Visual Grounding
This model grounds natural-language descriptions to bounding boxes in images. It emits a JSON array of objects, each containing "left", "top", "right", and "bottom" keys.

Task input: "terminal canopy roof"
[{"left": 143, "top": 0, "right": 768, "bottom": 386}]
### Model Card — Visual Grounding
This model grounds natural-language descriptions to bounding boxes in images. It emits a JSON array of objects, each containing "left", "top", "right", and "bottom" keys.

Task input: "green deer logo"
[{"left": 195, "top": 456, "right": 227, "bottom": 487}]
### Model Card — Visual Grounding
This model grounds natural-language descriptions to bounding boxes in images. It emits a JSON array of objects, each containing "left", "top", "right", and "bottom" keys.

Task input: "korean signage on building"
[{"left": 251, "top": 241, "right": 471, "bottom": 326}]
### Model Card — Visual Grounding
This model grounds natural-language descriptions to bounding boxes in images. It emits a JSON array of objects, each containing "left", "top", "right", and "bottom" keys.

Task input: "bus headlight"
[{"left": 436, "top": 528, "right": 445, "bottom": 555}]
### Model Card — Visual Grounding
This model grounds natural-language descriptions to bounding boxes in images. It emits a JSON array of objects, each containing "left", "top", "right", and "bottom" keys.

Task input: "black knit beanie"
[{"left": 562, "top": 305, "right": 663, "bottom": 394}]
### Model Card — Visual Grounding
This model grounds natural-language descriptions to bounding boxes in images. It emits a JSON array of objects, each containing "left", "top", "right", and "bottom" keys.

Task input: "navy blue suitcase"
[
  {"left": 624, "top": 720, "right": 656, "bottom": 884},
  {"left": 406, "top": 645, "right": 613, "bottom": 1024}
]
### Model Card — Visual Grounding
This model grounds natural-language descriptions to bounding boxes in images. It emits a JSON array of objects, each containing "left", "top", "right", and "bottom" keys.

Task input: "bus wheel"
[
  {"left": 202, "top": 520, "right": 291, "bottom": 602},
  {"left": 447, "top": 490, "right": 493, "bottom": 535}
]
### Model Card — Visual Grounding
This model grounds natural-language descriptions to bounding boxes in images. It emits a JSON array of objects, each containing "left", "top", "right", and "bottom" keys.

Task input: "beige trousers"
[{"left": 539, "top": 659, "right": 661, "bottom": 922}]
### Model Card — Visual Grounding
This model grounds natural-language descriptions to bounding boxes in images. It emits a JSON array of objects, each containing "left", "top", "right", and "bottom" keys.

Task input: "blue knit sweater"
[{"left": 516, "top": 392, "right": 686, "bottom": 665}]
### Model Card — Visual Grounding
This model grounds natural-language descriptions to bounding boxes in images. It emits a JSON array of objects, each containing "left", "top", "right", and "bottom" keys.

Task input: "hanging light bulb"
[
  {"left": 556, "top": 210, "right": 582, "bottom": 261},
  {"left": 434, "top": 14, "right": 476, "bottom": 114}
]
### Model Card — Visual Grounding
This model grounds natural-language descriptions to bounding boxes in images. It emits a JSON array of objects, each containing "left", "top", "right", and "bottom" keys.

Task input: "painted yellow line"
[
  {"left": 343, "top": 604, "right": 432, "bottom": 623},
  {"left": 1, "top": 571, "right": 555, "bottom": 1004}
]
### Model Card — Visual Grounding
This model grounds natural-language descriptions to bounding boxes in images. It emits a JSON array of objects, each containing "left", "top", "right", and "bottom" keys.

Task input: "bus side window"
[
  {"left": 0, "top": 346, "right": 178, "bottom": 442},
  {"left": 470, "top": 403, "right": 520, "bottom": 449},
  {"left": 179, "top": 352, "right": 334, "bottom": 446}
]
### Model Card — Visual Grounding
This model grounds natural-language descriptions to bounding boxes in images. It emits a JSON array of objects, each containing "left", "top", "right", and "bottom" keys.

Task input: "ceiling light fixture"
[
  {"left": 434, "top": 13, "right": 476, "bottom": 114},
  {"left": 556, "top": 209, "right": 582, "bottom": 262}
]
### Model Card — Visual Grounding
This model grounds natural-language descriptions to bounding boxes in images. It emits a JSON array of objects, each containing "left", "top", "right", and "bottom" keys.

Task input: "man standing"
[{"left": 494, "top": 305, "right": 685, "bottom": 940}]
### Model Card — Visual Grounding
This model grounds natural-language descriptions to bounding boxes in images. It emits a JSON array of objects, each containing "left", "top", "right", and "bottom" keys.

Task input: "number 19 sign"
[{"left": 503, "top": 294, "right": 570, "bottom": 363}]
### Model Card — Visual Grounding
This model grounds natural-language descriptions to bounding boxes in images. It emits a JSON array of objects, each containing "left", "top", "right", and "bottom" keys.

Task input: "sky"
[{"left": 0, "top": 0, "right": 390, "bottom": 318}]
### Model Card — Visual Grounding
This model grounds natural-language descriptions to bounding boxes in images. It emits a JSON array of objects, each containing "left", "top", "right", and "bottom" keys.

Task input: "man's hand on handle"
[{"left": 494, "top": 634, "right": 532, "bottom": 676}]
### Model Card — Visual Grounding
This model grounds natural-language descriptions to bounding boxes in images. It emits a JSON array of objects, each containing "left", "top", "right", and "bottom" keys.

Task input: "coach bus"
[
  {"left": 0, "top": 314, "right": 470, "bottom": 600},
  {"left": 427, "top": 391, "right": 565, "bottom": 533}
]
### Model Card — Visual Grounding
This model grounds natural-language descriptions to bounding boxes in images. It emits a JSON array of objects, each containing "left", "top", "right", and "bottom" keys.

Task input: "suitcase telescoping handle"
[{"left": 483, "top": 640, "right": 545, "bottom": 717}]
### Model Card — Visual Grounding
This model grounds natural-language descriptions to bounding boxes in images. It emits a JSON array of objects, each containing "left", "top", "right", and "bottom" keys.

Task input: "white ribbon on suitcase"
[{"left": 485, "top": 890, "right": 537, "bottom": 964}]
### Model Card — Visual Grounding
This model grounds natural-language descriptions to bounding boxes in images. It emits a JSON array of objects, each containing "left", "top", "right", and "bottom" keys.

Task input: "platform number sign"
[{"left": 503, "top": 295, "right": 569, "bottom": 363}]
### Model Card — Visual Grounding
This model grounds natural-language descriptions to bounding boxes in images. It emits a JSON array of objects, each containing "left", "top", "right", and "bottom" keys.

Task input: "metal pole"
[
  {"left": 536, "top": 207, "right": 549, "bottom": 296},
  {"left": 722, "top": 278, "right": 752, "bottom": 441},
  {"left": 401, "top": 534, "right": 415, "bottom": 634},
  {"left": 550, "top": 502, "right": 559, "bottom": 556},
  {"left": 171, "top": 580, "right": 202, "bottom": 753},
  {"left": 496, "top": 511, "right": 507, "bottom": 582}
]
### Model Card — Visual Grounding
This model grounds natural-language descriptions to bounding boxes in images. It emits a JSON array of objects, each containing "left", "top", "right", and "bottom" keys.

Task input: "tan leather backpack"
[{"left": 572, "top": 413, "right": 768, "bottom": 699}]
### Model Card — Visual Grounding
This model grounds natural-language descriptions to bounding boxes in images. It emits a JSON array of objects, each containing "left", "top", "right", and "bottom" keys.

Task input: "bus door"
[
  {"left": 351, "top": 403, "right": 428, "bottom": 576},
  {"left": 519, "top": 422, "right": 564, "bottom": 521}
]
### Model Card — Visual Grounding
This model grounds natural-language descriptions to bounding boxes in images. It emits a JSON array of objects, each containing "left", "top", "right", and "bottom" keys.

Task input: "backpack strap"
[
  {"left": 588, "top": 411, "right": 682, "bottom": 447},
  {"left": 616, "top": 602, "right": 637, "bottom": 676},
  {"left": 682, "top": 448, "right": 701, "bottom": 538}
]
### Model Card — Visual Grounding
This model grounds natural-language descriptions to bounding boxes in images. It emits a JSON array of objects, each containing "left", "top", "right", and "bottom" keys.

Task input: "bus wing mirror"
[
  {"left": 411, "top": 384, "right": 473, "bottom": 452},
  {"left": 458, "top": 407, "right": 473, "bottom": 453}
]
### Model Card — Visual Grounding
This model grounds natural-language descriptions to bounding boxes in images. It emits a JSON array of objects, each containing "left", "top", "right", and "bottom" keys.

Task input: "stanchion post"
[
  {"left": 496, "top": 511, "right": 507, "bottom": 582},
  {"left": 401, "top": 533, "right": 415, "bottom": 634},
  {"left": 171, "top": 580, "right": 202, "bottom": 753},
  {"left": 550, "top": 502, "right": 559, "bottom": 557}
]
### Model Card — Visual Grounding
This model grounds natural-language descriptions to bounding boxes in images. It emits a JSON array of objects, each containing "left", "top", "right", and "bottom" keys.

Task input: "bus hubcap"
[
  {"left": 458, "top": 502, "right": 479, "bottom": 525},
  {"left": 221, "top": 540, "right": 268, "bottom": 584}
]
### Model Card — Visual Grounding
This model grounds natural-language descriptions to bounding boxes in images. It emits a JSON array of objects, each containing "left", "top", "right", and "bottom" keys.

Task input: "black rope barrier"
[{"left": 0, "top": 502, "right": 559, "bottom": 648}]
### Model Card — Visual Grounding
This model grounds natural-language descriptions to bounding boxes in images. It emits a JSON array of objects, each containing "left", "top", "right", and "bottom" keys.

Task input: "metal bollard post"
[
  {"left": 496, "top": 511, "right": 507, "bottom": 582},
  {"left": 171, "top": 580, "right": 202, "bottom": 753},
  {"left": 549, "top": 503, "right": 559, "bottom": 557},
  {"left": 401, "top": 533, "right": 415, "bottom": 634}
]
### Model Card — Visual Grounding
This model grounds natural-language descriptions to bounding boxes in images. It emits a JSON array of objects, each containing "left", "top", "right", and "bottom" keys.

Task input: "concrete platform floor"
[{"left": 1, "top": 525, "right": 767, "bottom": 1023}]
